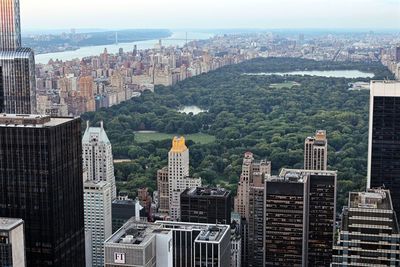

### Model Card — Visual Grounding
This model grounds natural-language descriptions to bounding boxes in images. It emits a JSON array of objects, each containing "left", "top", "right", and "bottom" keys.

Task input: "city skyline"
[{"left": 20, "top": 0, "right": 400, "bottom": 31}]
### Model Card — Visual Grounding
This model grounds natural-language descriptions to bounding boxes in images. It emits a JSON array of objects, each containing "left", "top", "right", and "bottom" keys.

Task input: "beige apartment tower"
[{"left": 304, "top": 130, "right": 328, "bottom": 170}]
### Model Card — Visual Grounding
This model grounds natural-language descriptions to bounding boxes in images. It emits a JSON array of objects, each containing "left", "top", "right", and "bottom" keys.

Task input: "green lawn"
[
  {"left": 269, "top": 81, "right": 300, "bottom": 89},
  {"left": 134, "top": 132, "right": 216, "bottom": 144}
]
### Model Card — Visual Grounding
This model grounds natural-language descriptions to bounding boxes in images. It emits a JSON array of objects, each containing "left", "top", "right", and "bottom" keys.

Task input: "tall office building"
[
  {"left": 248, "top": 172, "right": 266, "bottom": 267},
  {"left": 0, "top": 115, "right": 85, "bottom": 266},
  {"left": 234, "top": 152, "right": 271, "bottom": 220},
  {"left": 0, "top": 0, "right": 36, "bottom": 114},
  {"left": 82, "top": 121, "right": 117, "bottom": 199},
  {"left": 0, "top": 0, "right": 21, "bottom": 50},
  {"left": 112, "top": 194, "right": 147, "bottom": 233},
  {"left": 180, "top": 187, "right": 231, "bottom": 224},
  {"left": 264, "top": 172, "right": 309, "bottom": 266},
  {"left": 332, "top": 189, "right": 400, "bottom": 266},
  {"left": 0, "top": 218, "right": 25, "bottom": 267},
  {"left": 167, "top": 137, "right": 201, "bottom": 220},
  {"left": 263, "top": 169, "right": 337, "bottom": 266},
  {"left": 104, "top": 220, "right": 230, "bottom": 267},
  {"left": 304, "top": 130, "right": 328, "bottom": 170},
  {"left": 84, "top": 180, "right": 112, "bottom": 267},
  {"left": 158, "top": 221, "right": 231, "bottom": 267},
  {"left": 368, "top": 81, "right": 400, "bottom": 216}
]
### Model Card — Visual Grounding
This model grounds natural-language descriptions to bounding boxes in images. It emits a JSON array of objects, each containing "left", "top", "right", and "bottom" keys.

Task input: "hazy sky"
[{"left": 21, "top": 0, "right": 400, "bottom": 30}]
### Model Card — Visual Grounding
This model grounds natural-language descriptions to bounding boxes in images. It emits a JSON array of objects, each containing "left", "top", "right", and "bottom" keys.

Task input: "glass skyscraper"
[
  {"left": 368, "top": 81, "right": 400, "bottom": 216},
  {"left": 0, "top": 0, "right": 36, "bottom": 114},
  {"left": 0, "top": 115, "right": 86, "bottom": 266}
]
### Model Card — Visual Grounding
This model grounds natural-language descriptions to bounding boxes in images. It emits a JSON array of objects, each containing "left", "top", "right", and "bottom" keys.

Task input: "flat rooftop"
[
  {"left": 105, "top": 221, "right": 165, "bottom": 247},
  {"left": 183, "top": 187, "right": 231, "bottom": 197},
  {"left": 349, "top": 189, "right": 392, "bottom": 210},
  {"left": 0, "top": 218, "right": 23, "bottom": 231},
  {"left": 279, "top": 168, "right": 337, "bottom": 178},
  {"left": 0, "top": 114, "right": 74, "bottom": 127},
  {"left": 156, "top": 221, "right": 229, "bottom": 243}
]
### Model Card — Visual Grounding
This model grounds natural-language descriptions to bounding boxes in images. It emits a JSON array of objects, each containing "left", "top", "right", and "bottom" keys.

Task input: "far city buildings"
[
  {"left": 157, "top": 137, "right": 201, "bottom": 221},
  {"left": 332, "top": 189, "right": 400, "bottom": 266},
  {"left": 0, "top": 218, "right": 25, "bottom": 267},
  {"left": 0, "top": 115, "right": 86, "bottom": 266},
  {"left": 104, "top": 220, "right": 231, "bottom": 267},
  {"left": 0, "top": 0, "right": 36, "bottom": 114},
  {"left": 368, "top": 80, "right": 400, "bottom": 216},
  {"left": 82, "top": 121, "right": 117, "bottom": 199},
  {"left": 180, "top": 187, "right": 231, "bottom": 225},
  {"left": 304, "top": 130, "right": 328, "bottom": 170}
]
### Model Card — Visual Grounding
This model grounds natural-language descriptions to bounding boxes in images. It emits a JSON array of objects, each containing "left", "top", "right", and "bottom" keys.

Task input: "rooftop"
[
  {"left": 0, "top": 218, "right": 23, "bottom": 231},
  {"left": 105, "top": 221, "right": 165, "bottom": 247},
  {"left": 183, "top": 187, "right": 231, "bottom": 197},
  {"left": 82, "top": 121, "right": 111, "bottom": 144},
  {"left": 0, "top": 114, "right": 74, "bottom": 127},
  {"left": 156, "top": 221, "right": 229, "bottom": 243},
  {"left": 349, "top": 189, "right": 392, "bottom": 210}
]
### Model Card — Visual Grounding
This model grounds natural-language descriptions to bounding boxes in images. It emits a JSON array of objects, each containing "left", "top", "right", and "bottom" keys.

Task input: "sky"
[{"left": 21, "top": 0, "right": 400, "bottom": 30}]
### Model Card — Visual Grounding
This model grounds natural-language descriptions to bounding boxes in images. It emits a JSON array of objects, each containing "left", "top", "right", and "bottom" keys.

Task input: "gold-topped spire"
[{"left": 170, "top": 136, "right": 188, "bottom": 153}]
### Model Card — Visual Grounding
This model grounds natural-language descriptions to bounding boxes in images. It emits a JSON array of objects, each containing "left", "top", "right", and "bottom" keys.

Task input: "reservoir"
[{"left": 244, "top": 70, "right": 375, "bottom": 79}]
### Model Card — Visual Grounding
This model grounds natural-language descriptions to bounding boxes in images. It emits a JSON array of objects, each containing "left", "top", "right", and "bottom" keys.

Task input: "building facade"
[
  {"left": 180, "top": 187, "right": 231, "bottom": 225},
  {"left": 304, "top": 130, "right": 328, "bottom": 170},
  {"left": 82, "top": 121, "right": 117, "bottom": 199},
  {"left": 0, "top": 115, "right": 86, "bottom": 266},
  {"left": 234, "top": 152, "right": 271, "bottom": 220},
  {"left": 165, "top": 137, "right": 201, "bottom": 220},
  {"left": 332, "top": 189, "right": 400, "bottom": 266},
  {"left": 157, "top": 167, "right": 169, "bottom": 213},
  {"left": 84, "top": 180, "right": 112, "bottom": 267},
  {"left": 368, "top": 80, "right": 400, "bottom": 216},
  {"left": 0, "top": 0, "right": 36, "bottom": 114},
  {"left": 0, "top": 218, "right": 25, "bottom": 267}
]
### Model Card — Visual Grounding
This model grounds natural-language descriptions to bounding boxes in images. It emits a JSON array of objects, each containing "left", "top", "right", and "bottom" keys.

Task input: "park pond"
[{"left": 244, "top": 70, "right": 374, "bottom": 79}]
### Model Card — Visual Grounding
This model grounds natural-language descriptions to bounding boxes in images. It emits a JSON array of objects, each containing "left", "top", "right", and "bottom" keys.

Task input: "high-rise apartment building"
[
  {"left": 368, "top": 81, "right": 400, "bottom": 216},
  {"left": 84, "top": 180, "right": 112, "bottom": 267},
  {"left": 304, "top": 130, "right": 328, "bottom": 170},
  {"left": 0, "top": 114, "right": 86, "bottom": 266},
  {"left": 234, "top": 152, "right": 271, "bottom": 220},
  {"left": 263, "top": 169, "right": 337, "bottom": 266},
  {"left": 0, "top": 0, "right": 36, "bottom": 114},
  {"left": 332, "top": 189, "right": 400, "bottom": 266},
  {"left": 0, "top": 218, "right": 25, "bottom": 267},
  {"left": 180, "top": 187, "right": 231, "bottom": 224},
  {"left": 82, "top": 121, "right": 117, "bottom": 199},
  {"left": 166, "top": 137, "right": 201, "bottom": 220}
]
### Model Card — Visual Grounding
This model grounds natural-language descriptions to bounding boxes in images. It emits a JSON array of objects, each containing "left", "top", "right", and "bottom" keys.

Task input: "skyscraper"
[
  {"left": 82, "top": 121, "right": 117, "bottom": 199},
  {"left": 157, "top": 167, "right": 169, "bottom": 213},
  {"left": 234, "top": 152, "right": 271, "bottom": 220},
  {"left": 83, "top": 180, "right": 112, "bottom": 267},
  {"left": 0, "top": 114, "right": 85, "bottom": 266},
  {"left": 0, "top": 218, "right": 25, "bottom": 267},
  {"left": 332, "top": 189, "right": 400, "bottom": 266},
  {"left": 167, "top": 137, "right": 201, "bottom": 220},
  {"left": 304, "top": 130, "right": 328, "bottom": 170},
  {"left": 0, "top": 0, "right": 36, "bottom": 114},
  {"left": 0, "top": 0, "right": 21, "bottom": 50},
  {"left": 180, "top": 187, "right": 231, "bottom": 224},
  {"left": 263, "top": 169, "right": 337, "bottom": 266},
  {"left": 368, "top": 81, "right": 400, "bottom": 216}
]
